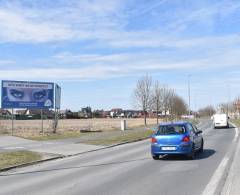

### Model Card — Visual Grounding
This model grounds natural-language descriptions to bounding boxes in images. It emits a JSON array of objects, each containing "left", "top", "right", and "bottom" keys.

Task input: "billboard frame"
[
  {"left": 1, "top": 80, "right": 54, "bottom": 109},
  {"left": 1, "top": 80, "right": 62, "bottom": 135}
]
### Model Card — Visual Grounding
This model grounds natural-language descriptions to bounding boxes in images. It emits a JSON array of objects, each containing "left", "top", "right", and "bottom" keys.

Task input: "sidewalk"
[{"left": 221, "top": 126, "right": 240, "bottom": 195}]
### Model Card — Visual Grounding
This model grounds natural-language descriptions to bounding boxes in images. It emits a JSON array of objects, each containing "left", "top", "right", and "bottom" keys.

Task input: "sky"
[{"left": 0, "top": 0, "right": 240, "bottom": 111}]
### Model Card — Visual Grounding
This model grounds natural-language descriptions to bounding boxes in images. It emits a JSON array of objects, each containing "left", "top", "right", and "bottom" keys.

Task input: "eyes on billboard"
[{"left": 1, "top": 80, "right": 60, "bottom": 109}]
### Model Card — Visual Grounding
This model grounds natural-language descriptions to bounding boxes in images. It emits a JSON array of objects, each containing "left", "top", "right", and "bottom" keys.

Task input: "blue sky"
[{"left": 0, "top": 0, "right": 240, "bottom": 111}]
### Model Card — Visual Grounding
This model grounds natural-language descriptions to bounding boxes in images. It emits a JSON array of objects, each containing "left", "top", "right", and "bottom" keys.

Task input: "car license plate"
[{"left": 161, "top": 147, "right": 176, "bottom": 151}]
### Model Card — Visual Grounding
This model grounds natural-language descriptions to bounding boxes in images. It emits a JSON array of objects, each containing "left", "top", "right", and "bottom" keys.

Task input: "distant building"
[
  {"left": 78, "top": 107, "right": 92, "bottom": 118},
  {"left": 0, "top": 109, "right": 11, "bottom": 119},
  {"left": 110, "top": 108, "right": 127, "bottom": 118},
  {"left": 15, "top": 109, "right": 54, "bottom": 120}
]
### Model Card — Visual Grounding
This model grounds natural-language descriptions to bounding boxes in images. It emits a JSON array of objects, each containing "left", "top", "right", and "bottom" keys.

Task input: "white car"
[{"left": 212, "top": 114, "right": 229, "bottom": 128}]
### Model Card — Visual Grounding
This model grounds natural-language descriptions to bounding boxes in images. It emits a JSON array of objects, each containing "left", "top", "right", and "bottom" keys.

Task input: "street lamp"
[{"left": 188, "top": 74, "right": 191, "bottom": 116}]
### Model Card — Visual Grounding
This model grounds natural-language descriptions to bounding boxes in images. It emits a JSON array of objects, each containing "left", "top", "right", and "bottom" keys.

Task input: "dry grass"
[
  {"left": 231, "top": 119, "right": 240, "bottom": 127},
  {"left": 0, "top": 151, "right": 42, "bottom": 169},
  {"left": 0, "top": 118, "right": 158, "bottom": 135}
]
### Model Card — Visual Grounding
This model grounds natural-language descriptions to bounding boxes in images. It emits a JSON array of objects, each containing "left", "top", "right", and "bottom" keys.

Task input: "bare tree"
[
  {"left": 198, "top": 105, "right": 216, "bottom": 117},
  {"left": 161, "top": 85, "right": 175, "bottom": 118},
  {"left": 133, "top": 75, "right": 152, "bottom": 126},
  {"left": 150, "top": 81, "right": 162, "bottom": 124}
]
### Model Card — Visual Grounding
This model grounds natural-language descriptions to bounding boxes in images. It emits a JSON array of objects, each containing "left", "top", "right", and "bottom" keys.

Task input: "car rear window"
[{"left": 156, "top": 125, "right": 186, "bottom": 135}]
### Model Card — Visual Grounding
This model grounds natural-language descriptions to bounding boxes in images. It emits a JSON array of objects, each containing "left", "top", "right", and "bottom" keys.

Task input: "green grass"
[
  {"left": 18, "top": 131, "right": 87, "bottom": 141},
  {"left": 0, "top": 151, "right": 42, "bottom": 170},
  {"left": 83, "top": 130, "right": 154, "bottom": 145}
]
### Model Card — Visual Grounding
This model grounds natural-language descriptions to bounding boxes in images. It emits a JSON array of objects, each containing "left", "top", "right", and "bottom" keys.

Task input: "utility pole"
[
  {"left": 188, "top": 74, "right": 191, "bottom": 116},
  {"left": 227, "top": 83, "right": 231, "bottom": 116}
]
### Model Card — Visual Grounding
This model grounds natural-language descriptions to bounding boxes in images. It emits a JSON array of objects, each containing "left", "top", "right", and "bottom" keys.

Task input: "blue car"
[{"left": 151, "top": 121, "right": 204, "bottom": 160}]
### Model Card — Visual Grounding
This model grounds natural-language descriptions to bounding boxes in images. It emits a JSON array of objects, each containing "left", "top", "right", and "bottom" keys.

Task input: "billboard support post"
[
  {"left": 53, "top": 84, "right": 61, "bottom": 134},
  {"left": 11, "top": 108, "right": 14, "bottom": 136},
  {"left": 41, "top": 109, "right": 43, "bottom": 134}
]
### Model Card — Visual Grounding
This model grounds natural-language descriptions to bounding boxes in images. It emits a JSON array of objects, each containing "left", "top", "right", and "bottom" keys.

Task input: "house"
[
  {"left": 0, "top": 109, "right": 11, "bottom": 116},
  {"left": 78, "top": 107, "right": 92, "bottom": 118},
  {"left": 15, "top": 109, "right": 54, "bottom": 120},
  {"left": 110, "top": 108, "right": 124, "bottom": 118},
  {"left": 0, "top": 109, "right": 11, "bottom": 119}
]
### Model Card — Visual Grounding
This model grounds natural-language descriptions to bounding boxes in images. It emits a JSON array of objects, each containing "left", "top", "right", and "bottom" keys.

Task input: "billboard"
[{"left": 1, "top": 80, "right": 54, "bottom": 109}]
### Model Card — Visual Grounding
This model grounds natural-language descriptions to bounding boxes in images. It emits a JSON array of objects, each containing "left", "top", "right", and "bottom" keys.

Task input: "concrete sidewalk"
[
  {"left": 0, "top": 135, "right": 105, "bottom": 156},
  {"left": 221, "top": 126, "right": 240, "bottom": 195}
]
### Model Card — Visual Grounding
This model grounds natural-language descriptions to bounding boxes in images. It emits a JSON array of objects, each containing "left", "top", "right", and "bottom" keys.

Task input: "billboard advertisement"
[{"left": 1, "top": 80, "right": 54, "bottom": 109}]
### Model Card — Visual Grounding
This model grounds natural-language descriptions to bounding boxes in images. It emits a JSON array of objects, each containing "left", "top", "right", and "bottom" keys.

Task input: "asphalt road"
[{"left": 0, "top": 120, "right": 236, "bottom": 195}]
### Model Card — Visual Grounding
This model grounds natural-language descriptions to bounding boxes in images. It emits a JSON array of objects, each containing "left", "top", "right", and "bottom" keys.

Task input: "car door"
[
  {"left": 186, "top": 124, "right": 199, "bottom": 148},
  {"left": 193, "top": 125, "right": 202, "bottom": 149}
]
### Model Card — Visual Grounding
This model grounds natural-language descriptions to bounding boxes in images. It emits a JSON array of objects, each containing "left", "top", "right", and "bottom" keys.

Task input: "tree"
[
  {"left": 198, "top": 105, "right": 216, "bottom": 117},
  {"left": 133, "top": 75, "right": 152, "bottom": 126},
  {"left": 161, "top": 85, "right": 175, "bottom": 118},
  {"left": 170, "top": 94, "right": 188, "bottom": 117},
  {"left": 151, "top": 81, "right": 162, "bottom": 124}
]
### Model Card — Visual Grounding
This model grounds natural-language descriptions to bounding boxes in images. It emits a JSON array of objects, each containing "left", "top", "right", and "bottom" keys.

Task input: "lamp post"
[{"left": 188, "top": 74, "right": 191, "bottom": 116}]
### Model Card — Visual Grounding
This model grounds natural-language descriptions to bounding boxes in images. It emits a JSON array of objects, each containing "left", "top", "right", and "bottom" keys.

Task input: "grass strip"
[
  {"left": 231, "top": 119, "right": 240, "bottom": 127},
  {"left": 83, "top": 130, "right": 154, "bottom": 145},
  {"left": 0, "top": 151, "right": 42, "bottom": 169}
]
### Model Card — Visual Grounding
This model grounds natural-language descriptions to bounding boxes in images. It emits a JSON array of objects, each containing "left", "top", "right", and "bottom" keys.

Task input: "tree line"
[{"left": 133, "top": 75, "right": 188, "bottom": 125}]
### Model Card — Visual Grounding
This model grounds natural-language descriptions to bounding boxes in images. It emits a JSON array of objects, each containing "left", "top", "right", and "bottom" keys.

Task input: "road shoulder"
[{"left": 221, "top": 124, "right": 240, "bottom": 195}]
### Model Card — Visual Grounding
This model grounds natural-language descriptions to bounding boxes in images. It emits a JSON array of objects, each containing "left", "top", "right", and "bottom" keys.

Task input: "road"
[{"left": 0, "top": 120, "right": 237, "bottom": 195}]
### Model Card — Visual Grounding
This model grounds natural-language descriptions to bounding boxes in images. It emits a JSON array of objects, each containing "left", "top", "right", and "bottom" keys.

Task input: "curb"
[{"left": 65, "top": 136, "right": 150, "bottom": 158}]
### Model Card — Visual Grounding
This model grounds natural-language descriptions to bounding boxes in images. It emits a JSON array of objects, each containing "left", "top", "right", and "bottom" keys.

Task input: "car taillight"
[
  {"left": 151, "top": 137, "right": 157, "bottom": 143},
  {"left": 182, "top": 136, "right": 190, "bottom": 142}
]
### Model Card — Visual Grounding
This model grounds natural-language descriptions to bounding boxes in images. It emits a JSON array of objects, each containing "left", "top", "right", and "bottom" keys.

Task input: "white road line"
[
  {"left": 203, "top": 124, "right": 238, "bottom": 195},
  {"left": 202, "top": 157, "right": 229, "bottom": 195},
  {"left": 3, "top": 146, "right": 25, "bottom": 150},
  {"left": 233, "top": 127, "right": 239, "bottom": 143}
]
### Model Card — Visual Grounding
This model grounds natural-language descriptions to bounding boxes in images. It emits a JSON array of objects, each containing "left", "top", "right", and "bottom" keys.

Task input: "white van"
[{"left": 212, "top": 114, "right": 229, "bottom": 128}]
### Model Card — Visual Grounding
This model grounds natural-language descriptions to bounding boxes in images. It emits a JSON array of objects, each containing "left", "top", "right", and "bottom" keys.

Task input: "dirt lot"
[{"left": 0, "top": 118, "right": 158, "bottom": 135}]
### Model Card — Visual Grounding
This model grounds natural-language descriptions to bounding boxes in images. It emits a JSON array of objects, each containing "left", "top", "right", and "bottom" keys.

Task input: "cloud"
[
  {"left": 0, "top": 8, "right": 75, "bottom": 43},
  {"left": 2, "top": 46, "right": 240, "bottom": 81},
  {"left": 0, "top": 0, "right": 239, "bottom": 52},
  {"left": 0, "top": 0, "right": 124, "bottom": 43},
  {"left": 0, "top": 59, "right": 15, "bottom": 65},
  {"left": 166, "top": 0, "right": 240, "bottom": 32}
]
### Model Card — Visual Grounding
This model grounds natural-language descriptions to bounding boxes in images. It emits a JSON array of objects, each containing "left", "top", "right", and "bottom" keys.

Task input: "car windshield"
[{"left": 156, "top": 125, "right": 186, "bottom": 135}]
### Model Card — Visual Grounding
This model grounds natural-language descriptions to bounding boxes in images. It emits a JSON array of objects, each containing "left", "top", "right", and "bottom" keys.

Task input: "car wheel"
[
  {"left": 199, "top": 139, "right": 204, "bottom": 153},
  {"left": 152, "top": 155, "right": 159, "bottom": 160},
  {"left": 187, "top": 145, "right": 195, "bottom": 160}
]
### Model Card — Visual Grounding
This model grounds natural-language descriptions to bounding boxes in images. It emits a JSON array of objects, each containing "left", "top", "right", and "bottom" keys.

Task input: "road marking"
[
  {"left": 3, "top": 146, "right": 25, "bottom": 150},
  {"left": 221, "top": 129, "right": 240, "bottom": 195},
  {"left": 202, "top": 157, "right": 229, "bottom": 195},
  {"left": 233, "top": 127, "right": 239, "bottom": 143}
]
